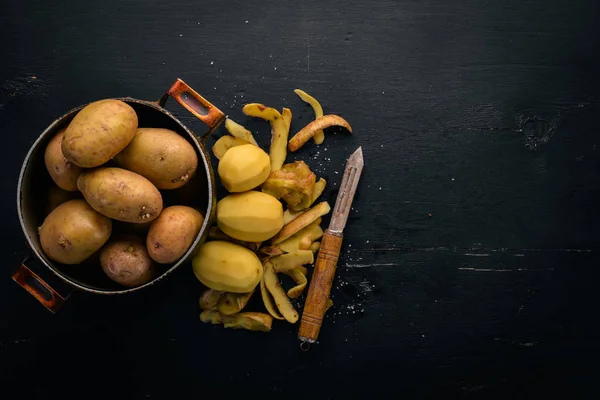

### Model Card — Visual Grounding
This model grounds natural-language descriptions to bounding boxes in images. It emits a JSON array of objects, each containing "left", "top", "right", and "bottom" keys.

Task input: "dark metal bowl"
[{"left": 14, "top": 79, "right": 224, "bottom": 311}]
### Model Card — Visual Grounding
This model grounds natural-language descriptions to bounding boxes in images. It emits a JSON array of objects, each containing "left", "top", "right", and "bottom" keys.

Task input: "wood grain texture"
[
  {"left": 298, "top": 230, "right": 343, "bottom": 343},
  {"left": 1, "top": 0, "right": 600, "bottom": 398}
]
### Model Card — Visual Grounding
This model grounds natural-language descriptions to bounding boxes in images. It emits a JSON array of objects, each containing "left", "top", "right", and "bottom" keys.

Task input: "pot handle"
[
  {"left": 12, "top": 257, "right": 67, "bottom": 313},
  {"left": 157, "top": 78, "right": 225, "bottom": 138}
]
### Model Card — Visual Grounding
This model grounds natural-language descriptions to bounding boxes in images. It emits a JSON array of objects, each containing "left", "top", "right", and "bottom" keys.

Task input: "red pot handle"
[
  {"left": 12, "top": 258, "right": 67, "bottom": 313},
  {"left": 158, "top": 78, "right": 225, "bottom": 137}
]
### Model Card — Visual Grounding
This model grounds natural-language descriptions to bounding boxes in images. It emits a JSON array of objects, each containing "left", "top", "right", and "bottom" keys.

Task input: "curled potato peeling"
[
  {"left": 288, "top": 115, "right": 352, "bottom": 152},
  {"left": 225, "top": 118, "right": 257, "bottom": 145},
  {"left": 242, "top": 103, "right": 288, "bottom": 171},
  {"left": 222, "top": 312, "right": 273, "bottom": 332},
  {"left": 282, "top": 108, "right": 292, "bottom": 133},
  {"left": 271, "top": 250, "right": 314, "bottom": 273},
  {"left": 260, "top": 274, "right": 285, "bottom": 320},
  {"left": 311, "top": 178, "right": 327, "bottom": 206},
  {"left": 326, "top": 299, "right": 334, "bottom": 312},
  {"left": 262, "top": 161, "right": 316, "bottom": 211},
  {"left": 283, "top": 267, "right": 308, "bottom": 299},
  {"left": 264, "top": 261, "right": 298, "bottom": 323},
  {"left": 259, "top": 218, "right": 322, "bottom": 255},
  {"left": 283, "top": 208, "right": 305, "bottom": 225},
  {"left": 212, "top": 135, "right": 251, "bottom": 160},
  {"left": 218, "top": 289, "right": 255, "bottom": 315},
  {"left": 200, "top": 310, "right": 223, "bottom": 324},
  {"left": 271, "top": 201, "right": 330, "bottom": 244},
  {"left": 310, "top": 241, "right": 321, "bottom": 253},
  {"left": 199, "top": 289, "right": 224, "bottom": 311},
  {"left": 294, "top": 89, "right": 325, "bottom": 145}
]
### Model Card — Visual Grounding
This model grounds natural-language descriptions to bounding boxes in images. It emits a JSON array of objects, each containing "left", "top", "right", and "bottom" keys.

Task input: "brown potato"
[
  {"left": 147, "top": 206, "right": 204, "bottom": 264},
  {"left": 44, "top": 129, "right": 83, "bottom": 191},
  {"left": 39, "top": 199, "right": 112, "bottom": 264},
  {"left": 47, "top": 184, "right": 80, "bottom": 214},
  {"left": 62, "top": 99, "right": 138, "bottom": 168},
  {"left": 100, "top": 236, "right": 155, "bottom": 287},
  {"left": 115, "top": 128, "right": 198, "bottom": 189},
  {"left": 77, "top": 167, "right": 163, "bottom": 223}
]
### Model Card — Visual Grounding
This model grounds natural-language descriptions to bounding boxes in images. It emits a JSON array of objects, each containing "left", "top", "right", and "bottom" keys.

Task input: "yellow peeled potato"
[
  {"left": 115, "top": 128, "right": 198, "bottom": 189},
  {"left": 39, "top": 199, "right": 112, "bottom": 264},
  {"left": 62, "top": 99, "right": 138, "bottom": 168},
  {"left": 44, "top": 129, "right": 83, "bottom": 191},
  {"left": 218, "top": 144, "right": 270, "bottom": 193},
  {"left": 217, "top": 191, "right": 284, "bottom": 242},
  {"left": 146, "top": 206, "right": 205, "bottom": 264},
  {"left": 192, "top": 241, "right": 263, "bottom": 293}
]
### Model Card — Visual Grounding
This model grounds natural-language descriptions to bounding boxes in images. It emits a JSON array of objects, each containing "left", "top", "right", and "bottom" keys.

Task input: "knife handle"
[{"left": 298, "top": 229, "right": 343, "bottom": 344}]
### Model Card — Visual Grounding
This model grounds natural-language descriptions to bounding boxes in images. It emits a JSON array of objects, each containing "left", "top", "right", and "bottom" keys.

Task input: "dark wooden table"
[{"left": 2, "top": 0, "right": 599, "bottom": 398}]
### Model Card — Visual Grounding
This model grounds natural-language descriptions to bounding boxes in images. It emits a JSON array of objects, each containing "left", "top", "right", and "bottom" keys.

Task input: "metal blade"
[{"left": 328, "top": 147, "right": 364, "bottom": 233}]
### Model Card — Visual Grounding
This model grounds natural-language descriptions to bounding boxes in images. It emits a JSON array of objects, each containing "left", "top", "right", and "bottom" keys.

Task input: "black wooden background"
[{"left": 2, "top": 0, "right": 600, "bottom": 398}]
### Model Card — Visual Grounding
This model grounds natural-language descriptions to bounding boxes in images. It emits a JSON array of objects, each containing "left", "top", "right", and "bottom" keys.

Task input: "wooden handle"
[{"left": 298, "top": 229, "right": 343, "bottom": 343}]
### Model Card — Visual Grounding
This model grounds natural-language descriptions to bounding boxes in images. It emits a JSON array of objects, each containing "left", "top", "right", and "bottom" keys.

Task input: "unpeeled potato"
[
  {"left": 115, "top": 128, "right": 198, "bottom": 189},
  {"left": 100, "top": 236, "right": 155, "bottom": 287},
  {"left": 62, "top": 99, "right": 138, "bottom": 168},
  {"left": 44, "top": 129, "right": 83, "bottom": 191},
  {"left": 146, "top": 206, "right": 204, "bottom": 264},
  {"left": 77, "top": 167, "right": 163, "bottom": 223},
  {"left": 39, "top": 199, "right": 112, "bottom": 264}
]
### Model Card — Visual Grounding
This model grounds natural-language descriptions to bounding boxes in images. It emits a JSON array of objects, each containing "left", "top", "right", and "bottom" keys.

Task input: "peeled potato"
[{"left": 218, "top": 144, "right": 271, "bottom": 193}]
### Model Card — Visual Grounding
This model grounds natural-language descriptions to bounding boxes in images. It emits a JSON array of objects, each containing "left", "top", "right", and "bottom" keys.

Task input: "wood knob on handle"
[{"left": 298, "top": 229, "right": 343, "bottom": 343}]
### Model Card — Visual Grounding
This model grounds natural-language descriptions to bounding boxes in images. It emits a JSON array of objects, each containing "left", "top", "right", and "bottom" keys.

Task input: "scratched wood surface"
[{"left": 1, "top": 0, "right": 600, "bottom": 398}]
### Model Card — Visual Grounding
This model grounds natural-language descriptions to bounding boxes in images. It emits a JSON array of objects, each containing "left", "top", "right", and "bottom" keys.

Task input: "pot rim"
[{"left": 17, "top": 96, "right": 216, "bottom": 295}]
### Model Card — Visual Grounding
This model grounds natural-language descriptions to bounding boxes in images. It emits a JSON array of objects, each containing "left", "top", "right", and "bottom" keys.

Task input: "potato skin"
[
  {"left": 44, "top": 128, "right": 83, "bottom": 191},
  {"left": 115, "top": 128, "right": 198, "bottom": 189},
  {"left": 100, "top": 236, "right": 155, "bottom": 287},
  {"left": 39, "top": 199, "right": 112, "bottom": 264},
  {"left": 62, "top": 99, "right": 138, "bottom": 168},
  {"left": 147, "top": 206, "right": 204, "bottom": 264},
  {"left": 77, "top": 167, "right": 163, "bottom": 223}
]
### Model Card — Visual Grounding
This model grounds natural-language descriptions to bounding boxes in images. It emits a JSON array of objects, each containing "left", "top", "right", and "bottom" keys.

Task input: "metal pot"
[{"left": 13, "top": 78, "right": 225, "bottom": 312}]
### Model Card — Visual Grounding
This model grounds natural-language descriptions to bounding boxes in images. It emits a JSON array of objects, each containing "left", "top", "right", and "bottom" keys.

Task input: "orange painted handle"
[
  {"left": 298, "top": 229, "right": 343, "bottom": 343},
  {"left": 12, "top": 260, "right": 66, "bottom": 313},
  {"left": 158, "top": 78, "right": 225, "bottom": 137}
]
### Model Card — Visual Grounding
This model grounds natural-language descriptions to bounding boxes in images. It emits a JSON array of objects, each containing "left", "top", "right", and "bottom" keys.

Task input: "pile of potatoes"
[
  {"left": 192, "top": 94, "right": 352, "bottom": 333},
  {"left": 40, "top": 99, "right": 205, "bottom": 288}
]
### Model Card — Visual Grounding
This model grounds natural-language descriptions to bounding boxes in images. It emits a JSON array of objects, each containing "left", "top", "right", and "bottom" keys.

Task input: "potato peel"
[
  {"left": 200, "top": 310, "right": 223, "bottom": 324},
  {"left": 217, "top": 289, "right": 255, "bottom": 315},
  {"left": 283, "top": 208, "right": 306, "bottom": 225},
  {"left": 224, "top": 118, "right": 258, "bottom": 145},
  {"left": 242, "top": 103, "right": 288, "bottom": 171},
  {"left": 260, "top": 273, "right": 285, "bottom": 320},
  {"left": 294, "top": 89, "right": 324, "bottom": 145},
  {"left": 310, "top": 241, "right": 321, "bottom": 253},
  {"left": 271, "top": 201, "right": 330, "bottom": 244},
  {"left": 282, "top": 107, "right": 292, "bottom": 133},
  {"left": 271, "top": 250, "right": 314, "bottom": 273},
  {"left": 199, "top": 289, "right": 224, "bottom": 311},
  {"left": 288, "top": 115, "right": 352, "bottom": 152},
  {"left": 262, "top": 161, "right": 316, "bottom": 211},
  {"left": 212, "top": 135, "right": 251, "bottom": 160},
  {"left": 222, "top": 312, "right": 273, "bottom": 332},
  {"left": 310, "top": 178, "right": 326, "bottom": 206},
  {"left": 283, "top": 267, "right": 308, "bottom": 299},
  {"left": 263, "top": 261, "right": 299, "bottom": 323}
]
